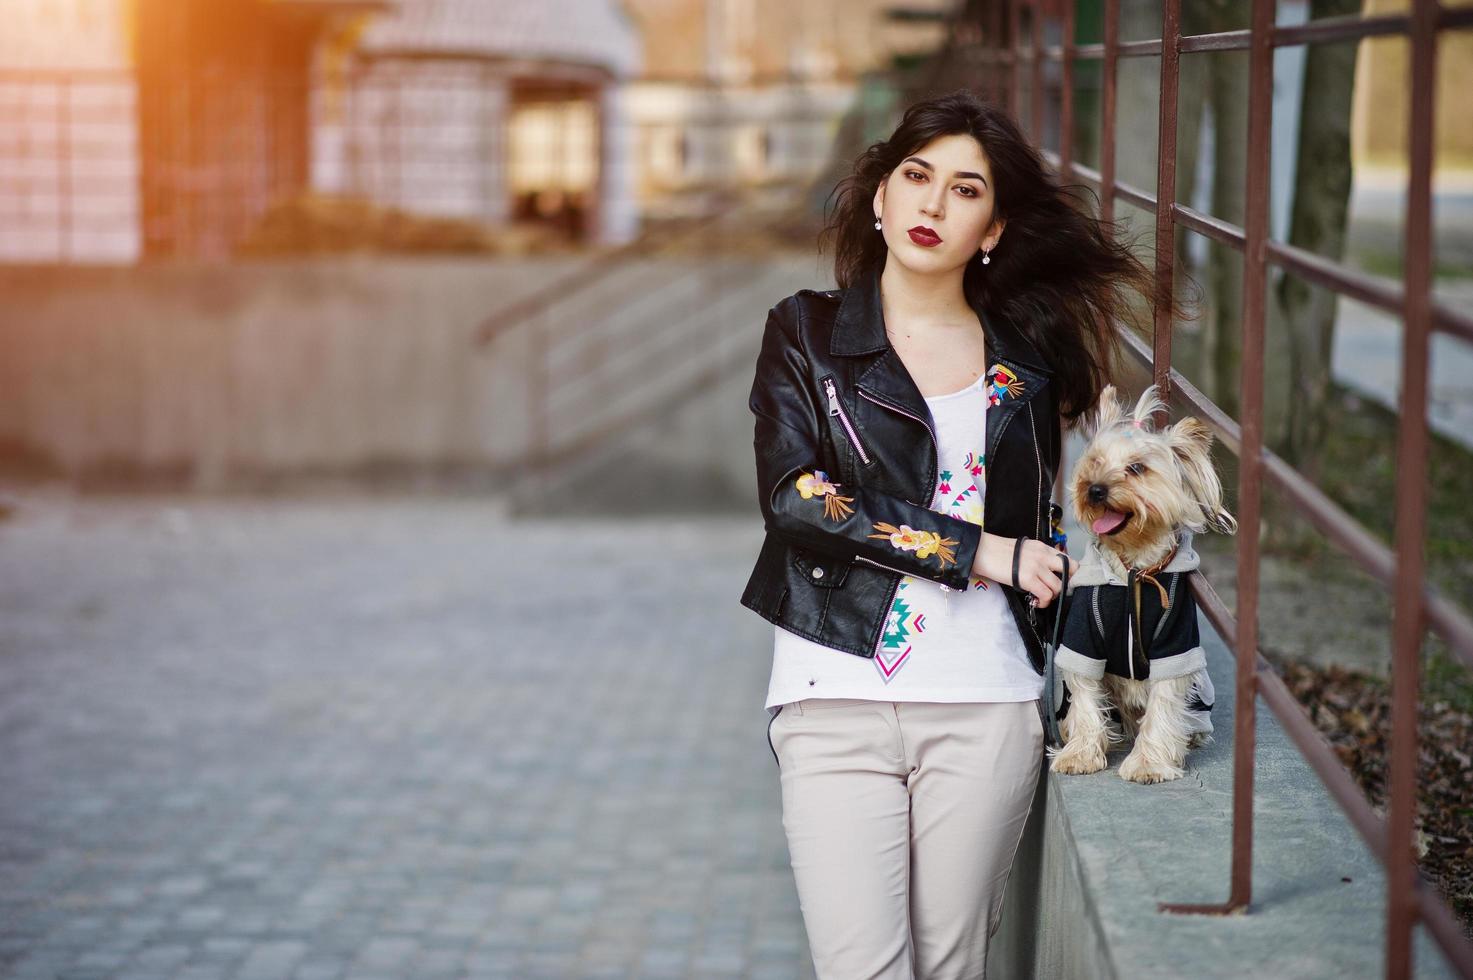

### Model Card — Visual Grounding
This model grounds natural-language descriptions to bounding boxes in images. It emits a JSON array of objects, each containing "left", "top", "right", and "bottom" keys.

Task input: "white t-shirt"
[{"left": 764, "top": 370, "right": 1044, "bottom": 709}]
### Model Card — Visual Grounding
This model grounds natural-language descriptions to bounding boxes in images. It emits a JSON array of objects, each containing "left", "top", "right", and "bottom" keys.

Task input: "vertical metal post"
[
  {"left": 1030, "top": 0, "right": 1045, "bottom": 140},
  {"left": 1056, "top": 0, "right": 1077, "bottom": 503},
  {"left": 1100, "top": 0, "right": 1118, "bottom": 227},
  {"left": 1231, "top": 0, "right": 1276, "bottom": 914},
  {"left": 1150, "top": 0, "right": 1181, "bottom": 408},
  {"left": 1059, "top": 0, "right": 1075, "bottom": 175},
  {"left": 1010, "top": 0, "right": 1023, "bottom": 118},
  {"left": 1385, "top": 0, "right": 1436, "bottom": 975}
]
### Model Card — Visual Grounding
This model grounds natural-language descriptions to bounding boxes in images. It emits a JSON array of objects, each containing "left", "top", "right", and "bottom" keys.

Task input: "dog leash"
[
  {"left": 1019, "top": 511, "right": 1071, "bottom": 750},
  {"left": 1042, "top": 551, "right": 1068, "bottom": 749}
]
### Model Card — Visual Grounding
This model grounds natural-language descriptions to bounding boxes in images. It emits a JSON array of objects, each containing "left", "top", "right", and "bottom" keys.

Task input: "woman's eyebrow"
[{"left": 902, "top": 156, "right": 988, "bottom": 188}]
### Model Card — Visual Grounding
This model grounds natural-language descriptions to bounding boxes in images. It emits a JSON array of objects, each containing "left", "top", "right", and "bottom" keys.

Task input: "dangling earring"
[
  {"left": 874, "top": 217, "right": 882, "bottom": 230},
  {"left": 981, "top": 246, "right": 992, "bottom": 265}
]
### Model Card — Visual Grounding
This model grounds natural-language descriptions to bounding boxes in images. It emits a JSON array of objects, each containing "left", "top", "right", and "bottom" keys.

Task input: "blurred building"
[
  {"left": 622, "top": 0, "right": 953, "bottom": 216},
  {"left": 324, "top": 0, "right": 642, "bottom": 245},
  {"left": 0, "top": 0, "right": 643, "bottom": 261},
  {"left": 0, "top": 0, "right": 391, "bottom": 262}
]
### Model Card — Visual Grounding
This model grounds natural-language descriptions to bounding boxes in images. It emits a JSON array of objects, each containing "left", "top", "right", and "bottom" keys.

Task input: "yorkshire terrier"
[{"left": 1048, "top": 384, "right": 1238, "bottom": 784}]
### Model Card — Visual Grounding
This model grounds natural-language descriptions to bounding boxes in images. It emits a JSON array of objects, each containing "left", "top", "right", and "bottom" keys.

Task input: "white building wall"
[
  {"left": 321, "top": 59, "right": 509, "bottom": 222},
  {"left": 596, "top": 84, "right": 639, "bottom": 245},
  {"left": 0, "top": 0, "right": 140, "bottom": 263}
]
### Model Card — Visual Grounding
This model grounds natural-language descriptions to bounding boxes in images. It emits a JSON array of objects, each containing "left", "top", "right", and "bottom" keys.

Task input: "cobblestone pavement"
[{"left": 0, "top": 487, "right": 804, "bottom": 980}]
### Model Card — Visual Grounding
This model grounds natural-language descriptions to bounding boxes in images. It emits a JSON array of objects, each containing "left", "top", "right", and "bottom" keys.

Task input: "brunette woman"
[{"left": 738, "top": 89, "right": 1169, "bottom": 979}]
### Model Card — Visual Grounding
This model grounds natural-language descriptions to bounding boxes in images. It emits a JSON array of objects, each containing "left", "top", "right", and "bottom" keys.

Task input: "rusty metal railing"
[{"left": 988, "top": 1, "right": 1473, "bottom": 977}]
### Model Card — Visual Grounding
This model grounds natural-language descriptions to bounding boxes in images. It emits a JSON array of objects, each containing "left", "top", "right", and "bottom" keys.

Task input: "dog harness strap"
[
  {"left": 1012, "top": 535, "right": 1025, "bottom": 594},
  {"left": 1127, "top": 571, "right": 1150, "bottom": 681},
  {"left": 1133, "top": 540, "right": 1178, "bottom": 609},
  {"left": 1137, "top": 571, "right": 1171, "bottom": 608}
]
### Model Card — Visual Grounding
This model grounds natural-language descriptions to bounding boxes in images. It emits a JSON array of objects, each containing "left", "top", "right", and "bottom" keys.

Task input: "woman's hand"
[{"left": 972, "top": 532, "right": 1078, "bottom": 608}]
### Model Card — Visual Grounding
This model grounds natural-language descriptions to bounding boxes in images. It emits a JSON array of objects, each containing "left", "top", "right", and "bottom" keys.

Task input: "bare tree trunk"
[
  {"left": 1208, "top": 46, "right": 1251, "bottom": 424},
  {"left": 1262, "top": 0, "right": 1363, "bottom": 549}
]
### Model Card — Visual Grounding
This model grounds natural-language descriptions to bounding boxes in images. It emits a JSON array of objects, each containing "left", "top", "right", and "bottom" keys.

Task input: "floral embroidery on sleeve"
[
  {"left": 868, "top": 522, "right": 960, "bottom": 569},
  {"left": 986, "top": 364, "right": 1025, "bottom": 406},
  {"left": 795, "top": 469, "right": 855, "bottom": 522}
]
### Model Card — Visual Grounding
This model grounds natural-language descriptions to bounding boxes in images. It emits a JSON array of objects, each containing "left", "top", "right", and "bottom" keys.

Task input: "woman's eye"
[{"left": 1125, "top": 462, "right": 1146, "bottom": 476}]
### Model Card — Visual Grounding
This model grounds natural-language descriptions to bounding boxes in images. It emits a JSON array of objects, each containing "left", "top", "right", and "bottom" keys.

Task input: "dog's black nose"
[{"left": 1087, "top": 483, "right": 1109, "bottom": 503}]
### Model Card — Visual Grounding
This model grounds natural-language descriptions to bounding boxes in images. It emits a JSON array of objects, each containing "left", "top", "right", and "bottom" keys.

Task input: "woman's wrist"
[
  {"left": 973, "top": 530, "right": 1078, "bottom": 608},
  {"left": 973, "top": 531, "right": 1017, "bottom": 585}
]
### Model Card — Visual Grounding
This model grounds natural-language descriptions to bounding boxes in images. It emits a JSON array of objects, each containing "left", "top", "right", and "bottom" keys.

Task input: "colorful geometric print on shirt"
[
  {"left": 873, "top": 443, "right": 990, "bottom": 683},
  {"left": 875, "top": 579, "right": 923, "bottom": 680},
  {"left": 938, "top": 450, "right": 993, "bottom": 594}
]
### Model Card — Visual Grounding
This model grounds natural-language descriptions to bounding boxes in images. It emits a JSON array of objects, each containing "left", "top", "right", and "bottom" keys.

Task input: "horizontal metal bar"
[
  {"left": 1045, "top": 160, "right": 1473, "bottom": 347},
  {"left": 1067, "top": 162, "right": 1102, "bottom": 189},
  {"left": 1040, "top": 148, "right": 1159, "bottom": 213},
  {"left": 1179, "top": 29, "right": 1251, "bottom": 53},
  {"left": 1118, "top": 38, "right": 1164, "bottom": 57},
  {"left": 1272, "top": 7, "right": 1473, "bottom": 48},
  {"left": 1044, "top": 153, "right": 1101, "bottom": 186},
  {"left": 1169, "top": 202, "right": 1245, "bottom": 248},
  {"left": 1267, "top": 237, "right": 1406, "bottom": 317},
  {"left": 1265, "top": 239, "right": 1473, "bottom": 345},
  {"left": 1112, "top": 178, "right": 1157, "bottom": 213},
  {"left": 1116, "top": 327, "right": 1473, "bottom": 669},
  {"left": 1276, "top": 11, "right": 1410, "bottom": 46},
  {"left": 1045, "top": 155, "right": 1449, "bottom": 342},
  {"left": 1030, "top": 6, "right": 1473, "bottom": 64},
  {"left": 1127, "top": 348, "right": 1243, "bottom": 458},
  {"left": 1186, "top": 563, "right": 1236, "bottom": 648},
  {"left": 1438, "top": 300, "right": 1473, "bottom": 345}
]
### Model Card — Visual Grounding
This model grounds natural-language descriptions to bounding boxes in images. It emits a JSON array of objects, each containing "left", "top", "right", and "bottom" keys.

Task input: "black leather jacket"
[{"left": 738, "top": 263, "right": 1066, "bottom": 678}]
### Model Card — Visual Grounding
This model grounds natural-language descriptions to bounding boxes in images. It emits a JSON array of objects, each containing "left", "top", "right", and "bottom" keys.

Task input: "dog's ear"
[
  {"left": 1088, "top": 384, "right": 1125, "bottom": 439},
  {"left": 1169, "top": 416, "right": 1238, "bottom": 535},
  {"left": 1169, "top": 414, "right": 1212, "bottom": 454},
  {"left": 1131, "top": 384, "right": 1167, "bottom": 431}
]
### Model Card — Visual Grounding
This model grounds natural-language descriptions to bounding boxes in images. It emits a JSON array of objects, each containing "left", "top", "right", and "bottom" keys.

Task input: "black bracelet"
[{"left": 1011, "top": 535, "right": 1025, "bottom": 593}]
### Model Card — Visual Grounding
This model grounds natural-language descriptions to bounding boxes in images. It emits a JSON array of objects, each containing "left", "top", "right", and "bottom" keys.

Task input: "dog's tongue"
[{"left": 1092, "top": 510, "right": 1129, "bottom": 535}]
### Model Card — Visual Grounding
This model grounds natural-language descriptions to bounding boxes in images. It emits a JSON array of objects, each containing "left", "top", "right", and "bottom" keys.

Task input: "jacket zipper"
[
  {"left": 969, "top": 371, "right": 1050, "bottom": 653},
  {"left": 822, "top": 376, "right": 871, "bottom": 466},
  {"left": 1029, "top": 401, "right": 1044, "bottom": 543},
  {"left": 991, "top": 396, "right": 1045, "bottom": 627},
  {"left": 852, "top": 385, "right": 952, "bottom": 657},
  {"left": 856, "top": 388, "right": 941, "bottom": 513},
  {"left": 854, "top": 383, "right": 954, "bottom": 657}
]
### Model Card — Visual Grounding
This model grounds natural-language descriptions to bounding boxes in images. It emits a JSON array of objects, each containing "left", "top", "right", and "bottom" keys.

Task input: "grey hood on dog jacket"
[{"left": 1057, "top": 528, "right": 1215, "bottom": 735}]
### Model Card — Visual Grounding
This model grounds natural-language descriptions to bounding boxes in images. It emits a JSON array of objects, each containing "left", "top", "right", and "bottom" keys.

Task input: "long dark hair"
[{"left": 820, "top": 89, "right": 1193, "bottom": 423}]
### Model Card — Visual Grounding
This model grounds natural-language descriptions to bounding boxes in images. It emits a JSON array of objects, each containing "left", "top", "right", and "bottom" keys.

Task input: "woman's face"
[{"left": 873, "top": 132, "right": 1004, "bottom": 274}]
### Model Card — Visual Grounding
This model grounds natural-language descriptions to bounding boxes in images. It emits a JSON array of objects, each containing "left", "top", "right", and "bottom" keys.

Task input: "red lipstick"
[{"left": 907, "top": 226, "right": 941, "bottom": 247}]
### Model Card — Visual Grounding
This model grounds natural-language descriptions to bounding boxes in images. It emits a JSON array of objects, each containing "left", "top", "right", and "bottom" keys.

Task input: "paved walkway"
[{"left": 0, "top": 487, "right": 800, "bottom": 980}]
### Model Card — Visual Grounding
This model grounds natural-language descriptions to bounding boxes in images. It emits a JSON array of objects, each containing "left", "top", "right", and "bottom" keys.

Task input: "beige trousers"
[{"left": 767, "top": 697, "right": 1044, "bottom": 980}]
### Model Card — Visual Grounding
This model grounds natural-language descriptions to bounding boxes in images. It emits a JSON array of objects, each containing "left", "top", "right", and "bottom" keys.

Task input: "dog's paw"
[
  {"left": 1049, "top": 741, "right": 1108, "bottom": 775},
  {"left": 1118, "top": 750, "right": 1184, "bottom": 784}
]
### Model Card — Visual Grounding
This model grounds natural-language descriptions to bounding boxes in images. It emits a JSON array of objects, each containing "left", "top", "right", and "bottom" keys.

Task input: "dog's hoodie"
[{"left": 1057, "top": 529, "right": 1214, "bottom": 735}]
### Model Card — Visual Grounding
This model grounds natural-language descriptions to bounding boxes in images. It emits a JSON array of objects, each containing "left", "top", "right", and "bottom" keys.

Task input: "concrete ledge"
[{"left": 988, "top": 610, "right": 1457, "bottom": 978}]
